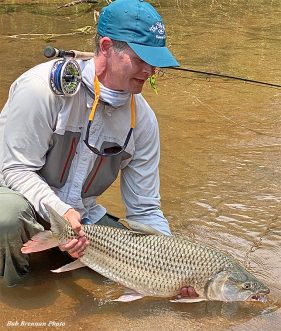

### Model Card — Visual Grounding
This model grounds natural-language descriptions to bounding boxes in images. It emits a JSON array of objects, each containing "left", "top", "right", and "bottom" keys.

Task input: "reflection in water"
[
  {"left": 1, "top": 0, "right": 281, "bottom": 330},
  {"left": 1, "top": 254, "right": 278, "bottom": 330}
]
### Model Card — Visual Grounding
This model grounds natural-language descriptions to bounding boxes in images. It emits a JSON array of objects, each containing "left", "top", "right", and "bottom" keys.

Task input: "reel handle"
[{"left": 44, "top": 46, "right": 94, "bottom": 60}]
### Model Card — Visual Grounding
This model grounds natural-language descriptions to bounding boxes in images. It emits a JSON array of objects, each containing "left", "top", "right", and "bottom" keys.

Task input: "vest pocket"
[
  {"left": 82, "top": 141, "right": 131, "bottom": 198},
  {"left": 38, "top": 131, "right": 81, "bottom": 188}
]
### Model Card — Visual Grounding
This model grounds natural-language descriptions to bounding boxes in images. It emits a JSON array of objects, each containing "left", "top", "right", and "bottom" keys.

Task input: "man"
[{"left": 0, "top": 0, "right": 197, "bottom": 298}]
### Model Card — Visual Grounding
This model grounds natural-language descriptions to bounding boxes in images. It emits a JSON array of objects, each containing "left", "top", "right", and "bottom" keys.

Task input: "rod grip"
[{"left": 70, "top": 50, "right": 95, "bottom": 60}]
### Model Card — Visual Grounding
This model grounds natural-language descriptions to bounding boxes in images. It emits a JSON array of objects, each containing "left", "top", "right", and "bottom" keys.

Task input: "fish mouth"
[{"left": 247, "top": 293, "right": 268, "bottom": 303}]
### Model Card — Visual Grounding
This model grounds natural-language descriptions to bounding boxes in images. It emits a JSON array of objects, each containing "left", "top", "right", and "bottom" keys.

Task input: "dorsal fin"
[{"left": 121, "top": 219, "right": 163, "bottom": 235}]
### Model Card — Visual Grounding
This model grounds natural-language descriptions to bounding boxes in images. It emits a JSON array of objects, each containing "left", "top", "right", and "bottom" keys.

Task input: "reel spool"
[{"left": 49, "top": 59, "right": 82, "bottom": 96}]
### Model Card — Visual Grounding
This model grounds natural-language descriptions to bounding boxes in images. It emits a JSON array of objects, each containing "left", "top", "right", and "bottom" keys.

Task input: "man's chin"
[{"left": 130, "top": 85, "right": 145, "bottom": 94}]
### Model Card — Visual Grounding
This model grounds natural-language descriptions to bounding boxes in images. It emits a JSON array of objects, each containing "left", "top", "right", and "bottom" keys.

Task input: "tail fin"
[
  {"left": 45, "top": 205, "right": 70, "bottom": 236},
  {"left": 21, "top": 231, "right": 58, "bottom": 253}
]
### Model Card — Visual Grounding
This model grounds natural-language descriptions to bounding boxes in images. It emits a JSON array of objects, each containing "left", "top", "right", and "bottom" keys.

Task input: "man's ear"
[{"left": 99, "top": 37, "right": 114, "bottom": 56}]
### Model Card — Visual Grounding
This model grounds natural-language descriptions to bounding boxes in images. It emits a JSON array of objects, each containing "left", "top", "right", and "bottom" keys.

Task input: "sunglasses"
[{"left": 83, "top": 76, "right": 135, "bottom": 157}]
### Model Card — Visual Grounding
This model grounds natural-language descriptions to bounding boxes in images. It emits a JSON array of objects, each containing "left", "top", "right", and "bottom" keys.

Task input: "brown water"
[{"left": 0, "top": 0, "right": 281, "bottom": 330}]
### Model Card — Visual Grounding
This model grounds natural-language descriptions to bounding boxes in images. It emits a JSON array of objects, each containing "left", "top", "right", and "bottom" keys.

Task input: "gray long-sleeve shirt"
[{"left": 0, "top": 59, "right": 171, "bottom": 235}]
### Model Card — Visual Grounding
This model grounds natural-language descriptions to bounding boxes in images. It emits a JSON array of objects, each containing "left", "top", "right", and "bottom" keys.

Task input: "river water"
[{"left": 0, "top": 0, "right": 280, "bottom": 330}]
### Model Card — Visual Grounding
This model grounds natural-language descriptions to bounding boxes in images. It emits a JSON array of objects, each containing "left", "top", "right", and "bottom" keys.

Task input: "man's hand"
[
  {"left": 179, "top": 286, "right": 199, "bottom": 298},
  {"left": 59, "top": 208, "right": 89, "bottom": 258}
]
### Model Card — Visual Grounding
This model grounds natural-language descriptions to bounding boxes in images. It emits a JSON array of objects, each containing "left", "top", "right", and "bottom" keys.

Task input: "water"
[{"left": 0, "top": 0, "right": 281, "bottom": 330}]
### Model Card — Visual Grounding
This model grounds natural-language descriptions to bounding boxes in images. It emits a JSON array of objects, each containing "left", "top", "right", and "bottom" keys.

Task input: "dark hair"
[{"left": 95, "top": 33, "right": 129, "bottom": 55}]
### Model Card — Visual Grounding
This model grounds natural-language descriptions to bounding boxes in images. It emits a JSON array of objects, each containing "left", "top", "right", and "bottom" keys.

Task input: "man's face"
[{"left": 107, "top": 46, "right": 156, "bottom": 94}]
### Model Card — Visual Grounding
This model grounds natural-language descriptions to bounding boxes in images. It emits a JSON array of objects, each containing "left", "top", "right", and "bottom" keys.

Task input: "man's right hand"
[{"left": 59, "top": 208, "right": 89, "bottom": 258}]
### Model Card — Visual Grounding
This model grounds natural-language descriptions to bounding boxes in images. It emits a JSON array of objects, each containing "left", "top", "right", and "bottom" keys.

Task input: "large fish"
[{"left": 21, "top": 206, "right": 270, "bottom": 303}]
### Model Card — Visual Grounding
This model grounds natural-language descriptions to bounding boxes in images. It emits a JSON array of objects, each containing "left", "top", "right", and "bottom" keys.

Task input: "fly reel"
[{"left": 49, "top": 59, "right": 82, "bottom": 96}]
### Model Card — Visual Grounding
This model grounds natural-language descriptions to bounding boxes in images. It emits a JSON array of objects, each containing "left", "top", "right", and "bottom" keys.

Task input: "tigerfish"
[{"left": 21, "top": 206, "right": 270, "bottom": 303}]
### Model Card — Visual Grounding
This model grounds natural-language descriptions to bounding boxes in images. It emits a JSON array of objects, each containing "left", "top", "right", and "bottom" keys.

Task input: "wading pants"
[{"left": 0, "top": 187, "right": 126, "bottom": 287}]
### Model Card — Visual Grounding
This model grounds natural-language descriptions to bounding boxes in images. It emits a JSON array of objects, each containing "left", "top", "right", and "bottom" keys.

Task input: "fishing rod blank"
[
  {"left": 170, "top": 67, "right": 281, "bottom": 89},
  {"left": 44, "top": 46, "right": 281, "bottom": 89}
]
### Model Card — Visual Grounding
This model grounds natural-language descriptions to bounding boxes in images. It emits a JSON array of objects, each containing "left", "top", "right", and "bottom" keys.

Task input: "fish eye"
[{"left": 242, "top": 282, "right": 252, "bottom": 290}]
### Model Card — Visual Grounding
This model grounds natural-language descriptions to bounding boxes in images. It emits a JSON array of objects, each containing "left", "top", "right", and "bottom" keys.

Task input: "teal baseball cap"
[{"left": 97, "top": 0, "right": 179, "bottom": 68}]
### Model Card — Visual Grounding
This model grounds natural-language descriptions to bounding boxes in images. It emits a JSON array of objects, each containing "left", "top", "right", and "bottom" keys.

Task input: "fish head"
[{"left": 206, "top": 265, "right": 270, "bottom": 302}]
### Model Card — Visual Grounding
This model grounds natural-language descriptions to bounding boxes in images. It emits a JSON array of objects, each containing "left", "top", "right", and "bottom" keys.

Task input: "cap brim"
[{"left": 128, "top": 42, "right": 180, "bottom": 68}]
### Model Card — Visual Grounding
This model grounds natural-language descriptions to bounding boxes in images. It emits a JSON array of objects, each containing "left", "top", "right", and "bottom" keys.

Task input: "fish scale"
[
  {"left": 62, "top": 223, "right": 234, "bottom": 297},
  {"left": 21, "top": 206, "right": 270, "bottom": 302}
]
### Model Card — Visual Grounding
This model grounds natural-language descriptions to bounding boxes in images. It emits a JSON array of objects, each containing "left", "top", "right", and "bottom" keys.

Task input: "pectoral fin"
[
  {"left": 113, "top": 288, "right": 144, "bottom": 302},
  {"left": 170, "top": 297, "right": 207, "bottom": 303},
  {"left": 51, "top": 259, "right": 86, "bottom": 273}
]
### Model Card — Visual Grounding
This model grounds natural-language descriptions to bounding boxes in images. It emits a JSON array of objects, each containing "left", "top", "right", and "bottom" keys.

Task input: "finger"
[
  {"left": 75, "top": 245, "right": 88, "bottom": 256},
  {"left": 77, "top": 229, "right": 86, "bottom": 237},
  {"left": 72, "top": 225, "right": 86, "bottom": 238},
  {"left": 67, "top": 236, "right": 88, "bottom": 254},
  {"left": 180, "top": 287, "right": 189, "bottom": 297},
  {"left": 59, "top": 239, "right": 78, "bottom": 251},
  {"left": 69, "top": 252, "right": 80, "bottom": 259},
  {"left": 76, "top": 235, "right": 88, "bottom": 245},
  {"left": 69, "top": 221, "right": 82, "bottom": 234},
  {"left": 187, "top": 286, "right": 199, "bottom": 297},
  {"left": 179, "top": 286, "right": 199, "bottom": 298},
  {"left": 69, "top": 248, "right": 87, "bottom": 258},
  {"left": 67, "top": 242, "right": 84, "bottom": 254}
]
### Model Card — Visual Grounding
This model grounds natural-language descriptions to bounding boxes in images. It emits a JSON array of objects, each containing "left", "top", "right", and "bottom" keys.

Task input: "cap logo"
[{"left": 149, "top": 21, "right": 166, "bottom": 40}]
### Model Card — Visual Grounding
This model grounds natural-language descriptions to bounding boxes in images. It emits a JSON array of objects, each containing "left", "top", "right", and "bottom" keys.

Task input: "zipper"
[
  {"left": 59, "top": 137, "right": 77, "bottom": 183},
  {"left": 84, "top": 156, "right": 105, "bottom": 194}
]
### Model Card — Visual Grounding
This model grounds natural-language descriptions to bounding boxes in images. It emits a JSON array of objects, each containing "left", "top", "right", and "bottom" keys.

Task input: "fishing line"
[
  {"left": 163, "top": 72, "right": 281, "bottom": 273},
  {"left": 160, "top": 69, "right": 243, "bottom": 87},
  {"left": 156, "top": 68, "right": 281, "bottom": 138},
  {"left": 192, "top": 96, "right": 281, "bottom": 138},
  {"left": 169, "top": 67, "right": 281, "bottom": 89}
]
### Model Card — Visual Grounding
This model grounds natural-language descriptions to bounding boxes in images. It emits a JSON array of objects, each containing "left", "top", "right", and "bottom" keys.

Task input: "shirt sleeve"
[
  {"left": 1, "top": 74, "right": 72, "bottom": 220},
  {"left": 120, "top": 101, "right": 171, "bottom": 236}
]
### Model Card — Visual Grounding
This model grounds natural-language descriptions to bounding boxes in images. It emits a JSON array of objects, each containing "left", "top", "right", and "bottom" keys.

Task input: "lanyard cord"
[
  {"left": 87, "top": 76, "right": 135, "bottom": 129},
  {"left": 88, "top": 75, "right": 100, "bottom": 122}
]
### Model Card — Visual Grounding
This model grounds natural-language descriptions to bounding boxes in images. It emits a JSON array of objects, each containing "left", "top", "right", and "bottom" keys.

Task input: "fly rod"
[
  {"left": 170, "top": 67, "right": 281, "bottom": 89},
  {"left": 44, "top": 46, "right": 281, "bottom": 89}
]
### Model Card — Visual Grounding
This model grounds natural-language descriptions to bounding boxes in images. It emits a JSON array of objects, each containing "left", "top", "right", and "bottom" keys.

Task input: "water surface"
[{"left": 0, "top": 0, "right": 280, "bottom": 330}]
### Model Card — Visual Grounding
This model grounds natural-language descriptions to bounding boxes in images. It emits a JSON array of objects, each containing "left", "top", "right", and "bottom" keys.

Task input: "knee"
[{"left": 0, "top": 191, "right": 32, "bottom": 234}]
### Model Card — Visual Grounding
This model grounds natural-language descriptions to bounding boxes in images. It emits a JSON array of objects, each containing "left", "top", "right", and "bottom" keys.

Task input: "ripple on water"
[
  {"left": 255, "top": 194, "right": 281, "bottom": 203},
  {"left": 194, "top": 201, "right": 218, "bottom": 213},
  {"left": 225, "top": 203, "right": 252, "bottom": 212}
]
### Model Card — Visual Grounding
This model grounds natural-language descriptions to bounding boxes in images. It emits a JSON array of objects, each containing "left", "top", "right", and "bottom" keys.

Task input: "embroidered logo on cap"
[{"left": 149, "top": 22, "right": 166, "bottom": 39}]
